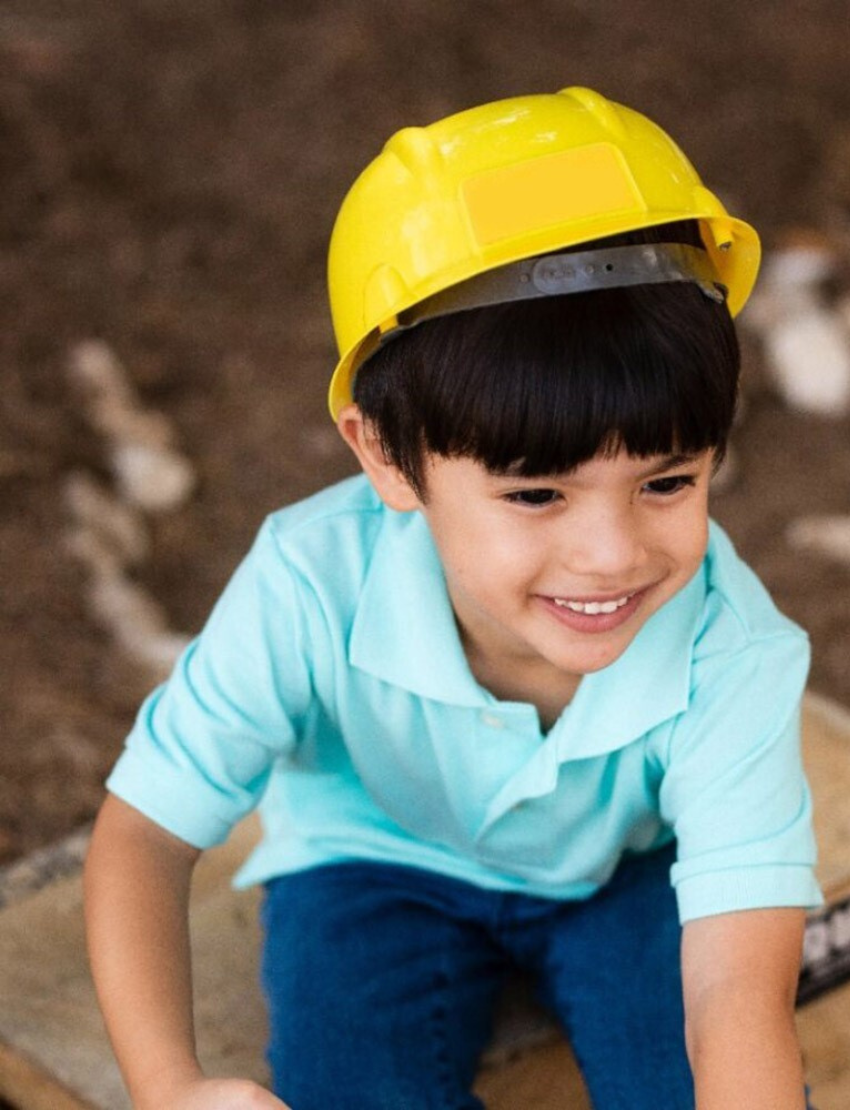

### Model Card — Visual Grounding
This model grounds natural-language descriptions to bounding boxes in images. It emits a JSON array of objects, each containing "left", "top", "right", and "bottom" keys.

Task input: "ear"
[{"left": 336, "top": 404, "right": 421, "bottom": 512}]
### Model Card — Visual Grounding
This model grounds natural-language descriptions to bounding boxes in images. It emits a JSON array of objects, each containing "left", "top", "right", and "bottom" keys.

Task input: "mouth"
[
  {"left": 540, "top": 585, "right": 651, "bottom": 633},
  {"left": 551, "top": 592, "right": 635, "bottom": 615}
]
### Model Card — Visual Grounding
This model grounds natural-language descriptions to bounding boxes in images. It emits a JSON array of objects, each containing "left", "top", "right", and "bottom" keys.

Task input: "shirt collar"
[
  {"left": 350, "top": 507, "right": 491, "bottom": 707},
  {"left": 350, "top": 502, "right": 707, "bottom": 750}
]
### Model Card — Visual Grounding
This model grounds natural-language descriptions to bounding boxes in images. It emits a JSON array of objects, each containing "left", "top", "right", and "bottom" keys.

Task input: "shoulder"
[
  {"left": 695, "top": 521, "right": 809, "bottom": 664},
  {"left": 253, "top": 474, "right": 386, "bottom": 581},
  {"left": 199, "top": 474, "right": 389, "bottom": 643},
  {"left": 195, "top": 475, "right": 396, "bottom": 690},
  {"left": 265, "top": 473, "right": 384, "bottom": 543},
  {"left": 658, "top": 521, "right": 812, "bottom": 753}
]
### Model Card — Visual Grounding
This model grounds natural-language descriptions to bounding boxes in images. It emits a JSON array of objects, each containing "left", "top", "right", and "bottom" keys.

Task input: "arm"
[
  {"left": 84, "top": 794, "right": 288, "bottom": 1110},
  {"left": 682, "top": 907, "right": 807, "bottom": 1110}
]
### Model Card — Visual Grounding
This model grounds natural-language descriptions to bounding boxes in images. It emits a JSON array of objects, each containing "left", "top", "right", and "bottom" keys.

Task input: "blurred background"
[{"left": 2, "top": 0, "right": 850, "bottom": 865}]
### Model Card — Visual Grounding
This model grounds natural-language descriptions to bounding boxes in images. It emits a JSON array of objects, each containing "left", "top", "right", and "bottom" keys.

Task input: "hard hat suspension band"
[{"left": 383, "top": 243, "right": 726, "bottom": 347}]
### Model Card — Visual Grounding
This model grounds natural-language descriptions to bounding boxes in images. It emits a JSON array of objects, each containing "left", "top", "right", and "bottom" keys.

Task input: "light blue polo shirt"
[{"left": 107, "top": 474, "right": 822, "bottom": 923}]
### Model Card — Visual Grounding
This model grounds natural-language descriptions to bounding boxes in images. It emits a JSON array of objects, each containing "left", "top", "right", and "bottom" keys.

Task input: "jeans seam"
[
  {"left": 429, "top": 967, "right": 457, "bottom": 1108},
  {"left": 427, "top": 964, "right": 487, "bottom": 1110}
]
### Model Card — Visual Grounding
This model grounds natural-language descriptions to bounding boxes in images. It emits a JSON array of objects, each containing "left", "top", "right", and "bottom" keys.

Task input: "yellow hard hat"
[{"left": 327, "top": 86, "right": 760, "bottom": 418}]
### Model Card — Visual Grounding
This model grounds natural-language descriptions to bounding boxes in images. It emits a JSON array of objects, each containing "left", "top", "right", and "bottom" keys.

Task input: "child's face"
[
  {"left": 338, "top": 407, "right": 714, "bottom": 703},
  {"left": 408, "top": 446, "right": 714, "bottom": 692}
]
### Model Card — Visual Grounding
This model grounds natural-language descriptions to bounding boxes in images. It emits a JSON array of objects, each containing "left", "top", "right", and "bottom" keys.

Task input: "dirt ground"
[{"left": 2, "top": 0, "right": 850, "bottom": 866}]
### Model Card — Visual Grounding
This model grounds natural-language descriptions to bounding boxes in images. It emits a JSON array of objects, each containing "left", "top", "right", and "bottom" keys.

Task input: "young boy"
[{"left": 84, "top": 87, "right": 821, "bottom": 1110}]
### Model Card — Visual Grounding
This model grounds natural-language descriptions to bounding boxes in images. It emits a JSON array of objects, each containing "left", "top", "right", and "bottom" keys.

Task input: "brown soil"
[{"left": 2, "top": 0, "right": 850, "bottom": 865}]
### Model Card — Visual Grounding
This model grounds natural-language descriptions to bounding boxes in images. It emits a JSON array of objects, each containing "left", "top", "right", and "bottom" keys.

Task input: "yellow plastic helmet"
[{"left": 327, "top": 86, "right": 760, "bottom": 418}]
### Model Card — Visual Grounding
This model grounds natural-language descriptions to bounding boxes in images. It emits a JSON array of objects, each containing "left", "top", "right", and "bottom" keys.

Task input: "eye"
[
  {"left": 643, "top": 475, "right": 696, "bottom": 496},
  {"left": 504, "top": 488, "right": 561, "bottom": 506}
]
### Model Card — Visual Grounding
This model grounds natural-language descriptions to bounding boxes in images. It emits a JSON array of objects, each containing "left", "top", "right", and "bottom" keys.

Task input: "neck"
[{"left": 463, "top": 644, "right": 581, "bottom": 730}]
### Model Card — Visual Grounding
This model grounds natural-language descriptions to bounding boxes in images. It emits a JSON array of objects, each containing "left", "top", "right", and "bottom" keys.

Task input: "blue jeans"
[
  {"left": 261, "top": 842, "right": 700, "bottom": 1109},
  {"left": 262, "top": 843, "right": 816, "bottom": 1109}
]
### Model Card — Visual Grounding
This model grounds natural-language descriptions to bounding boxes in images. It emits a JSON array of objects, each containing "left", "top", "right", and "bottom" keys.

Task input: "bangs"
[
  {"left": 414, "top": 283, "right": 737, "bottom": 476},
  {"left": 356, "top": 279, "right": 739, "bottom": 488},
  {"left": 352, "top": 221, "right": 741, "bottom": 495}
]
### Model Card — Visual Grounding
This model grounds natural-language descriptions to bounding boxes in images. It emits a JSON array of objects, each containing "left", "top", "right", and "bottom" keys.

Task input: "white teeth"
[{"left": 553, "top": 594, "right": 632, "bottom": 614}]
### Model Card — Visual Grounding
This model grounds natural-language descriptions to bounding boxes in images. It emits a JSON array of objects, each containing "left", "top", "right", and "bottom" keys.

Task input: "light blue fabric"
[{"left": 107, "top": 474, "right": 822, "bottom": 922}]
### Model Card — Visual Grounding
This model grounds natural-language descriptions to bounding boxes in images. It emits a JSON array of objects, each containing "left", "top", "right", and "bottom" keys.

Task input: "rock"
[
  {"left": 62, "top": 473, "right": 149, "bottom": 565},
  {"left": 89, "top": 572, "right": 190, "bottom": 680},
  {"left": 68, "top": 340, "right": 196, "bottom": 510},
  {"left": 741, "top": 238, "right": 850, "bottom": 417},
  {"left": 111, "top": 441, "right": 197, "bottom": 513},
  {"left": 63, "top": 467, "right": 191, "bottom": 680},
  {"left": 787, "top": 515, "right": 850, "bottom": 563},
  {"left": 763, "top": 307, "right": 850, "bottom": 416}
]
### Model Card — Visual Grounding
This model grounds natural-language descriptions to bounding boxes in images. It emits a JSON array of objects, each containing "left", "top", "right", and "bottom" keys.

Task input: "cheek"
[
  {"left": 643, "top": 500, "right": 708, "bottom": 578},
  {"left": 675, "top": 507, "right": 710, "bottom": 571},
  {"left": 444, "top": 527, "right": 533, "bottom": 599},
  {"left": 456, "top": 541, "right": 523, "bottom": 588}
]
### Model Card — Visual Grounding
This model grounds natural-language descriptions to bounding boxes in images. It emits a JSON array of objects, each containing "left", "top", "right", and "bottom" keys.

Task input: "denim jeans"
[{"left": 260, "top": 843, "right": 809, "bottom": 1109}]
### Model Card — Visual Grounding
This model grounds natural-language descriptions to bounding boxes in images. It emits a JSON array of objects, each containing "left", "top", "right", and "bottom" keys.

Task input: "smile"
[{"left": 552, "top": 593, "right": 634, "bottom": 615}]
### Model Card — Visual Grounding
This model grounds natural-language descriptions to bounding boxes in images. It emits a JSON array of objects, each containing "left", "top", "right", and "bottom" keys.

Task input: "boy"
[{"left": 84, "top": 87, "right": 821, "bottom": 1110}]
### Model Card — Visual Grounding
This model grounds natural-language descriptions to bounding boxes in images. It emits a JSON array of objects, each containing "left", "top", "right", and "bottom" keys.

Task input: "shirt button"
[{"left": 480, "top": 712, "right": 505, "bottom": 728}]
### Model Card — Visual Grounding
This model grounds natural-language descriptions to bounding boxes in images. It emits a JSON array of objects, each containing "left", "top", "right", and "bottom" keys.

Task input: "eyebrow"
[
  {"left": 636, "top": 452, "right": 703, "bottom": 479},
  {"left": 493, "top": 451, "right": 705, "bottom": 482}
]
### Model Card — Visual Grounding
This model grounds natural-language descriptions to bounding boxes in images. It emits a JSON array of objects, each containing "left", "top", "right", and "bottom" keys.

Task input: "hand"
[{"left": 139, "top": 1076, "right": 291, "bottom": 1110}]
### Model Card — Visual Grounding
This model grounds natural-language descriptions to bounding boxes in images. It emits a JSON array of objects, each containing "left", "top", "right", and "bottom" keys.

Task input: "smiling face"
[
  {"left": 339, "top": 407, "right": 714, "bottom": 711},
  {"left": 340, "top": 231, "right": 737, "bottom": 717},
  {"left": 414, "top": 448, "right": 713, "bottom": 692}
]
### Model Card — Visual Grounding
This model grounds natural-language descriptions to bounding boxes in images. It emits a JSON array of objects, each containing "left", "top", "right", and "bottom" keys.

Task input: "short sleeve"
[
  {"left": 107, "top": 519, "right": 314, "bottom": 848},
  {"left": 659, "top": 631, "right": 822, "bottom": 922}
]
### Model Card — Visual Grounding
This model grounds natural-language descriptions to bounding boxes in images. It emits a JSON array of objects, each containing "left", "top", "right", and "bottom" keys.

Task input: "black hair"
[{"left": 353, "top": 221, "right": 740, "bottom": 498}]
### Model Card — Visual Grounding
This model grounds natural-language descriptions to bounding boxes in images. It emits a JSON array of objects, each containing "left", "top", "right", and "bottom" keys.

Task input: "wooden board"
[
  {"left": 1, "top": 692, "right": 849, "bottom": 1110},
  {"left": 795, "top": 694, "right": 850, "bottom": 1108}
]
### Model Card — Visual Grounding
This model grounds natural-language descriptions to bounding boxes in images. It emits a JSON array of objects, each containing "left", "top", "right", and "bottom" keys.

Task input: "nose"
[{"left": 560, "top": 505, "right": 647, "bottom": 581}]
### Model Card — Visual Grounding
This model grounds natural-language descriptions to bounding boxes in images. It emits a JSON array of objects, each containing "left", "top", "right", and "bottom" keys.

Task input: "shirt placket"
[{"left": 472, "top": 710, "right": 564, "bottom": 841}]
